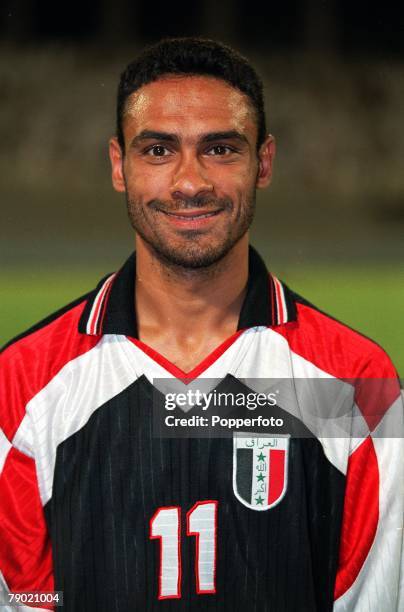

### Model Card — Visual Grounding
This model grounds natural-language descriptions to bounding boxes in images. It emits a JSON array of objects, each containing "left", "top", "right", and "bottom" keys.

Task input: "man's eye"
[
  {"left": 206, "top": 145, "right": 234, "bottom": 156},
  {"left": 146, "top": 145, "right": 170, "bottom": 157}
]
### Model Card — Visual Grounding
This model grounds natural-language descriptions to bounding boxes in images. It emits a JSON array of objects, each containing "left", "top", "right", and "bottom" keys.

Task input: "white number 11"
[{"left": 150, "top": 500, "right": 218, "bottom": 600}]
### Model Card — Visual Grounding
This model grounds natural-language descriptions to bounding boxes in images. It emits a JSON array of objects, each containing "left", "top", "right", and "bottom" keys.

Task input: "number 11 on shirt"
[{"left": 150, "top": 500, "right": 218, "bottom": 599}]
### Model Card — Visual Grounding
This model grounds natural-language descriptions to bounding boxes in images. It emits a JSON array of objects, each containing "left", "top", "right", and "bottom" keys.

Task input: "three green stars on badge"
[{"left": 255, "top": 452, "right": 266, "bottom": 504}]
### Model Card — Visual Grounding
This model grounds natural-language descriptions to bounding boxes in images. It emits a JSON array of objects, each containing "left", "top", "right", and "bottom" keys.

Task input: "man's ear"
[
  {"left": 109, "top": 137, "right": 126, "bottom": 193},
  {"left": 256, "top": 134, "right": 276, "bottom": 189}
]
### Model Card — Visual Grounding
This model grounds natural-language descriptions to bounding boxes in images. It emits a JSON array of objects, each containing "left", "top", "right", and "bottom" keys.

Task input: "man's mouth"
[
  {"left": 155, "top": 207, "right": 224, "bottom": 229},
  {"left": 161, "top": 209, "right": 222, "bottom": 220}
]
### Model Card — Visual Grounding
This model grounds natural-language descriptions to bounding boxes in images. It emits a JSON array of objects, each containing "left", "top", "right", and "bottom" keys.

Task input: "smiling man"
[
  {"left": 108, "top": 70, "right": 274, "bottom": 371},
  {"left": 0, "top": 38, "right": 403, "bottom": 612}
]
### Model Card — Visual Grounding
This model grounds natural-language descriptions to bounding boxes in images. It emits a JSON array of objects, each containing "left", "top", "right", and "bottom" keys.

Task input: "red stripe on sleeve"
[
  {"left": 334, "top": 436, "right": 379, "bottom": 600},
  {"left": 276, "top": 302, "right": 401, "bottom": 430},
  {"left": 0, "top": 448, "right": 53, "bottom": 607}
]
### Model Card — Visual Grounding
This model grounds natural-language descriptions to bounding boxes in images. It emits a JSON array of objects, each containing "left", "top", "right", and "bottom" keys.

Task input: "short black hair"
[{"left": 117, "top": 37, "right": 267, "bottom": 152}]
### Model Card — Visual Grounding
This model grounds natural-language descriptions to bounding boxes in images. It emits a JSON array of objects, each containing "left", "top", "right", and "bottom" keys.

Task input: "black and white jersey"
[{"left": 1, "top": 247, "right": 403, "bottom": 611}]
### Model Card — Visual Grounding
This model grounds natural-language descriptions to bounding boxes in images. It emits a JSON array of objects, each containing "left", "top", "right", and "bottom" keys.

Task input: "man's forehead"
[{"left": 123, "top": 75, "right": 255, "bottom": 134}]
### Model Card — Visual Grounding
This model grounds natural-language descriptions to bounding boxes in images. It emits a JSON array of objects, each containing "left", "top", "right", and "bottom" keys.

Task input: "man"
[{"left": 0, "top": 38, "right": 402, "bottom": 612}]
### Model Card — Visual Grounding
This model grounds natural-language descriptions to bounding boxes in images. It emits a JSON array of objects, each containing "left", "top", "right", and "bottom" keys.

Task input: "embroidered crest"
[{"left": 233, "top": 433, "right": 289, "bottom": 511}]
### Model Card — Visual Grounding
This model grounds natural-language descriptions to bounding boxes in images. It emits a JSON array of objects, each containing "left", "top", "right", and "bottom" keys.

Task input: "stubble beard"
[{"left": 125, "top": 191, "right": 256, "bottom": 271}]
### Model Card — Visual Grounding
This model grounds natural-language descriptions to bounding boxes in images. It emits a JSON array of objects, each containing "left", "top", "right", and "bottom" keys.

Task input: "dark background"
[
  {"left": 3, "top": 2, "right": 404, "bottom": 56},
  {"left": 1, "top": 1, "right": 403, "bottom": 371}
]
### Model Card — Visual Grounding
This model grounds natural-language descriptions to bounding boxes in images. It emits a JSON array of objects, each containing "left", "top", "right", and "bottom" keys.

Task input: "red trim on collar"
[
  {"left": 127, "top": 329, "right": 245, "bottom": 382},
  {"left": 269, "top": 274, "right": 277, "bottom": 326}
]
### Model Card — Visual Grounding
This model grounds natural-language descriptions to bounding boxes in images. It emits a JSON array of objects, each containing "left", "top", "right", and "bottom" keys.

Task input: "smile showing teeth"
[{"left": 163, "top": 210, "right": 220, "bottom": 220}]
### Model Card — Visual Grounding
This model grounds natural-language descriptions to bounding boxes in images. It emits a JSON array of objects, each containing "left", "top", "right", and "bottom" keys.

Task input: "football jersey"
[{"left": 0, "top": 247, "right": 403, "bottom": 612}]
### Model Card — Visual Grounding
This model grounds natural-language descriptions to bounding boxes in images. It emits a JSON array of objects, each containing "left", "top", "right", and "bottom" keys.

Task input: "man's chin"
[{"left": 152, "top": 242, "right": 233, "bottom": 270}]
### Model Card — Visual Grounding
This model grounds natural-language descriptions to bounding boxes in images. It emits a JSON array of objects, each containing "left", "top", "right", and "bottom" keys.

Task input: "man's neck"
[{"left": 134, "top": 237, "right": 249, "bottom": 371}]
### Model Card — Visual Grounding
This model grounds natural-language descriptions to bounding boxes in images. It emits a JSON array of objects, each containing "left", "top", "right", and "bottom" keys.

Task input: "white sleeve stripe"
[
  {"left": 25, "top": 335, "right": 141, "bottom": 506},
  {"left": 11, "top": 415, "right": 34, "bottom": 459},
  {"left": 334, "top": 436, "right": 404, "bottom": 611},
  {"left": 0, "top": 427, "right": 12, "bottom": 476}
]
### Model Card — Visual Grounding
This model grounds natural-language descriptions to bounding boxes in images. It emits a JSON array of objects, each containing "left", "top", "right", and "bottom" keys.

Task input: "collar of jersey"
[{"left": 78, "top": 245, "right": 297, "bottom": 338}]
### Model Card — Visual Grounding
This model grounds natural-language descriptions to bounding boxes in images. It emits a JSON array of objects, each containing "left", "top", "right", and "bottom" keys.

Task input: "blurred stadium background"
[{"left": 1, "top": 1, "right": 403, "bottom": 373}]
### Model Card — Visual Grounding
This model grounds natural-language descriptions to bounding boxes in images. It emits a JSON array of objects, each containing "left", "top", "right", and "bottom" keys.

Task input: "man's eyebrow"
[
  {"left": 200, "top": 131, "right": 249, "bottom": 144},
  {"left": 129, "top": 129, "right": 249, "bottom": 148},
  {"left": 130, "top": 130, "right": 179, "bottom": 147}
]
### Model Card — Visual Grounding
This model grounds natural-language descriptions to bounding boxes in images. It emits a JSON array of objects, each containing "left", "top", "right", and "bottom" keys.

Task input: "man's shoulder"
[
  {"left": 0, "top": 279, "right": 104, "bottom": 386},
  {"left": 0, "top": 284, "right": 104, "bottom": 438},
  {"left": 0, "top": 274, "right": 115, "bottom": 440},
  {"left": 278, "top": 285, "right": 397, "bottom": 379},
  {"left": 2, "top": 291, "right": 92, "bottom": 358}
]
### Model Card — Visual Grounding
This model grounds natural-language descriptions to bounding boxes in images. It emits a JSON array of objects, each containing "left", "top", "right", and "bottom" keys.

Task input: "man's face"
[{"left": 110, "top": 75, "right": 274, "bottom": 269}]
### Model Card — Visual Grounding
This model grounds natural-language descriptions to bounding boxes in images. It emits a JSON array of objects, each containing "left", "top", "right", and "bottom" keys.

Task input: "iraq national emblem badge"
[{"left": 233, "top": 433, "right": 289, "bottom": 511}]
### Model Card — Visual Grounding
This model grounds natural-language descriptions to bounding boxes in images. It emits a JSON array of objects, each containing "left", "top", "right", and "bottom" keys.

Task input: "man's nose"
[{"left": 170, "top": 154, "right": 214, "bottom": 199}]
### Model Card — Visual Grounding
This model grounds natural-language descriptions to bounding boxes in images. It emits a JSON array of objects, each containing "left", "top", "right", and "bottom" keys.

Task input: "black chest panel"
[{"left": 45, "top": 375, "right": 345, "bottom": 612}]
